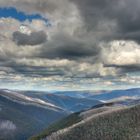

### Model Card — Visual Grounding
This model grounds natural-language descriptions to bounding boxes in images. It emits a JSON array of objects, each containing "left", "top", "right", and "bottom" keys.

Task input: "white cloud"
[
  {"left": 101, "top": 40, "right": 140, "bottom": 66},
  {"left": 0, "top": 1, "right": 139, "bottom": 90},
  {"left": 0, "top": 0, "right": 83, "bottom": 35}
]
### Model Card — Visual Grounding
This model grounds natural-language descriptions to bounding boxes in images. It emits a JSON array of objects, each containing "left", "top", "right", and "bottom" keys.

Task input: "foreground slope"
[
  {"left": 30, "top": 112, "right": 82, "bottom": 140},
  {"left": 32, "top": 103, "right": 140, "bottom": 140}
]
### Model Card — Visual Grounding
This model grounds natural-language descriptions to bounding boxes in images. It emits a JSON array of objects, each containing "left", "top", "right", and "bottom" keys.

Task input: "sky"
[{"left": 0, "top": 0, "right": 140, "bottom": 91}]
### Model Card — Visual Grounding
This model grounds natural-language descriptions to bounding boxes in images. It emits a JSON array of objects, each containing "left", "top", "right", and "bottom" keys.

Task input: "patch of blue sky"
[{"left": 0, "top": 7, "right": 50, "bottom": 25}]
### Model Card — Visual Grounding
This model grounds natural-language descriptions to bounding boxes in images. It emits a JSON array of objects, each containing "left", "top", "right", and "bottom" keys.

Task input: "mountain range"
[
  {"left": 0, "top": 88, "right": 140, "bottom": 140},
  {"left": 0, "top": 89, "right": 102, "bottom": 140}
]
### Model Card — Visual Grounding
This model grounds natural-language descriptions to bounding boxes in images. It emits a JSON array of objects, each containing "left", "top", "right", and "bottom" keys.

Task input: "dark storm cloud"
[
  {"left": 70, "top": 0, "right": 140, "bottom": 42},
  {"left": 0, "top": 0, "right": 140, "bottom": 82},
  {"left": 38, "top": 34, "right": 100, "bottom": 60},
  {"left": 41, "top": 43, "right": 99, "bottom": 60},
  {"left": 43, "top": 46, "right": 94, "bottom": 59},
  {"left": 13, "top": 30, "right": 47, "bottom": 46},
  {"left": 116, "top": 31, "right": 140, "bottom": 43},
  {"left": 105, "top": 64, "right": 140, "bottom": 73},
  {"left": 4, "top": 63, "right": 65, "bottom": 77},
  {"left": 14, "top": 66, "right": 65, "bottom": 77}
]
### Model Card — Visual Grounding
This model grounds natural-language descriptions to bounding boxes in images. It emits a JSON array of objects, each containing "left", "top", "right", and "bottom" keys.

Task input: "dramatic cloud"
[
  {"left": 0, "top": 0, "right": 139, "bottom": 90},
  {"left": 38, "top": 34, "right": 100, "bottom": 60},
  {"left": 101, "top": 40, "right": 140, "bottom": 73},
  {"left": 70, "top": 0, "right": 140, "bottom": 40},
  {"left": 13, "top": 30, "right": 47, "bottom": 46}
]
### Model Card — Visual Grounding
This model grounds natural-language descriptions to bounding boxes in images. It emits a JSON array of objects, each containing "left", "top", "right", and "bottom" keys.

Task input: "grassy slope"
[
  {"left": 30, "top": 103, "right": 115, "bottom": 140},
  {"left": 31, "top": 104, "right": 140, "bottom": 140},
  {"left": 29, "top": 112, "right": 82, "bottom": 140},
  {"left": 50, "top": 105, "right": 140, "bottom": 140}
]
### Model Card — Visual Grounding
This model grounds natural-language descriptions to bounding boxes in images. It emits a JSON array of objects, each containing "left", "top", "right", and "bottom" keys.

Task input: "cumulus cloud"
[
  {"left": 13, "top": 30, "right": 47, "bottom": 46},
  {"left": 38, "top": 33, "right": 100, "bottom": 60},
  {"left": 1, "top": 0, "right": 140, "bottom": 43},
  {"left": 0, "top": 0, "right": 139, "bottom": 90},
  {"left": 70, "top": 0, "right": 140, "bottom": 42},
  {"left": 101, "top": 40, "right": 140, "bottom": 73}
]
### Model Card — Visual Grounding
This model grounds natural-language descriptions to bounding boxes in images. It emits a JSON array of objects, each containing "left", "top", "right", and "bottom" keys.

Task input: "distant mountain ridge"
[
  {"left": 0, "top": 90, "right": 66, "bottom": 140},
  {"left": 0, "top": 89, "right": 102, "bottom": 140},
  {"left": 29, "top": 88, "right": 140, "bottom": 140},
  {"left": 1, "top": 88, "right": 140, "bottom": 140}
]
